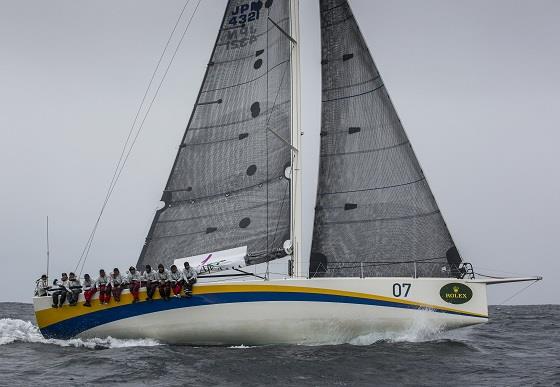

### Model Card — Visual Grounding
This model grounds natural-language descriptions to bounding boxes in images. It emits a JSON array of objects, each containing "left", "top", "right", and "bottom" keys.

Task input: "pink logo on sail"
[{"left": 200, "top": 254, "right": 213, "bottom": 265}]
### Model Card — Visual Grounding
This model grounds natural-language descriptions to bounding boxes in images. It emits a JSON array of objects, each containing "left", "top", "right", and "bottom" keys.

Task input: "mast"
[{"left": 289, "top": 0, "right": 303, "bottom": 278}]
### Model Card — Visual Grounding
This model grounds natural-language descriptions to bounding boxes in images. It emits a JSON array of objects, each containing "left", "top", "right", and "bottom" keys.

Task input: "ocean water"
[{"left": 0, "top": 303, "right": 558, "bottom": 386}]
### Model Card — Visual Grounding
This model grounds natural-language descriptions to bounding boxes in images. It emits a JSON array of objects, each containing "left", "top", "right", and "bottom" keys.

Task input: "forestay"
[
  {"left": 310, "top": 0, "right": 460, "bottom": 278},
  {"left": 138, "top": 0, "right": 292, "bottom": 268}
]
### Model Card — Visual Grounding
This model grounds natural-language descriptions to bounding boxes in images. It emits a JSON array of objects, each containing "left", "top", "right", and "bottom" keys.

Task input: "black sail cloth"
[
  {"left": 138, "top": 0, "right": 292, "bottom": 268},
  {"left": 311, "top": 0, "right": 460, "bottom": 278}
]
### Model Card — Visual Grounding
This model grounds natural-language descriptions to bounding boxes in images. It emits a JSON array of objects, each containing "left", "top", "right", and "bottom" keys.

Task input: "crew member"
[
  {"left": 67, "top": 272, "right": 82, "bottom": 306},
  {"left": 169, "top": 265, "right": 182, "bottom": 298},
  {"left": 96, "top": 269, "right": 111, "bottom": 305},
  {"left": 51, "top": 272, "right": 69, "bottom": 308},
  {"left": 82, "top": 274, "right": 95, "bottom": 307},
  {"left": 143, "top": 264, "right": 158, "bottom": 301},
  {"left": 110, "top": 268, "right": 124, "bottom": 302},
  {"left": 126, "top": 266, "right": 141, "bottom": 303},
  {"left": 156, "top": 263, "right": 171, "bottom": 301},
  {"left": 182, "top": 262, "right": 197, "bottom": 297},
  {"left": 35, "top": 274, "right": 49, "bottom": 297}
]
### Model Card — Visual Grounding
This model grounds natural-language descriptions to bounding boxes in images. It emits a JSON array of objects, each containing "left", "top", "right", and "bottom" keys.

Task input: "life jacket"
[
  {"left": 169, "top": 271, "right": 182, "bottom": 282},
  {"left": 182, "top": 267, "right": 197, "bottom": 281},
  {"left": 143, "top": 270, "right": 158, "bottom": 282},
  {"left": 35, "top": 279, "right": 49, "bottom": 296},
  {"left": 126, "top": 271, "right": 142, "bottom": 282},
  {"left": 156, "top": 270, "right": 169, "bottom": 282},
  {"left": 53, "top": 278, "right": 69, "bottom": 291},
  {"left": 68, "top": 278, "right": 81, "bottom": 290},
  {"left": 82, "top": 279, "right": 93, "bottom": 291},
  {"left": 110, "top": 274, "right": 123, "bottom": 286},
  {"left": 96, "top": 275, "right": 109, "bottom": 287}
]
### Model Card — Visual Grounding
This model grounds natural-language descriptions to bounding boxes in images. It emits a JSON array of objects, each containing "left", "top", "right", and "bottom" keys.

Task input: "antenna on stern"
[{"left": 46, "top": 216, "right": 50, "bottom": 279}]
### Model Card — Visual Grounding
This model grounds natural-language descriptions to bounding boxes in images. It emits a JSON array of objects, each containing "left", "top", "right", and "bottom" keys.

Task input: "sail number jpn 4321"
[{"left": 228, "top": 2, "right": 262, "bottom": 26}]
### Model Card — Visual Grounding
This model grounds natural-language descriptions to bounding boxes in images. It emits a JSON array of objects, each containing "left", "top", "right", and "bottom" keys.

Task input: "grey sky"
[{"left": 0, "top": 0, "right": 558, "bottom": 304}]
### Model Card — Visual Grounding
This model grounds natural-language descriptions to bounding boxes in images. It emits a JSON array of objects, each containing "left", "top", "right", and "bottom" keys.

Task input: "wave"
[
  {"left": 0, "top": 318, "right": 161, "bottom": 349},
  {"left": 304, "top": 310, "right": 480, "bottom": 347},
  {"left": 347, "top": 317, "right": 447, "bottom": 346}
]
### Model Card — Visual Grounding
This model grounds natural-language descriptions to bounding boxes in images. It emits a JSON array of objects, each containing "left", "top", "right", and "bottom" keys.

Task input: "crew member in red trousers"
[
  {"left": 82, "top": 273, "right": 96, "bottom": 307},
  {"left": 126, "top": 266, "right": 141, "bottom": 303},
  {"left": 169, "top": 265, "right": 182, "bottom": 297},
  {"left": 96, "top": 269, "right": 111, "bottom": 305}
]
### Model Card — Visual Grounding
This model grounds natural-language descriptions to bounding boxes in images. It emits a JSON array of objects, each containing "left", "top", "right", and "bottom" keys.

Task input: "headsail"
[
  {"left": 311, "top": 0, "right": 460, "bottom": 278},
  {"left": 138, "top": 0, "right": 292, "bottom": 268}
]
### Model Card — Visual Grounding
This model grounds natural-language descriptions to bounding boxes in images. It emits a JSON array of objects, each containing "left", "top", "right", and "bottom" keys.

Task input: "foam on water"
[
  {"left": 302, "top": 308, "right": 457, "bottom": 346},
  {"left": 0, "top": 318, "right": 161, "bottom": 349},
  {"left": 347, "top": 321, "right": 445, "bottom": 346}
]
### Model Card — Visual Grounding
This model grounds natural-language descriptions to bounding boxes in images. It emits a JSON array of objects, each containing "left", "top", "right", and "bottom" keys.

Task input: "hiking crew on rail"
[{"left": 35, "top": 262, "right": 197, "bottom": 308}]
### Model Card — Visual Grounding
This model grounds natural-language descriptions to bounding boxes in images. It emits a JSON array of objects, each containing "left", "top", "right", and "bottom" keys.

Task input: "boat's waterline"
[{"left": 33, "top": 278, "right": 488, "bottom": 345}]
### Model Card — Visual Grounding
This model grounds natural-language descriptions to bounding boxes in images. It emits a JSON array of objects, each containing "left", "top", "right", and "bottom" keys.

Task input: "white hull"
[{"left": 34, "top": 277, "right": 488, "bottom": 345}]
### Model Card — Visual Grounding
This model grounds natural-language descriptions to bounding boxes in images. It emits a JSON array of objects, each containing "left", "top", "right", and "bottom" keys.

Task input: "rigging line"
[
  {"left": 46, "top": 216, "right": 50, "bottom": 279},
  {"left": 77, "top": 0, "right": 202, "bottom": 275},
  {"left": 498, "top": 280, "right": 539, "bottom": 306},
  {"left": 474, "top": 266, "right": 532, "bottom": 277},
  {"left": 75, "top": 0, "right": 194, "bottom": 275},
  {"left": 80, "top": 0, "right": 202, "bottom": 275},
  {"left": 74, "top": 0, "right": 192, "bottom": 274},
  {"left": 474, "top": 272, "right": 517, "bottom": 279}
]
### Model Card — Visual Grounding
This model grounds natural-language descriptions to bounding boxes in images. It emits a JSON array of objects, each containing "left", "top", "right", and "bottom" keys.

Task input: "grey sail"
[
  {"left": 310, "top": 0, "right": 460, "bottom": 278},
  {"left": 138, "top": 0, "right": 292, "bottom": 268}
]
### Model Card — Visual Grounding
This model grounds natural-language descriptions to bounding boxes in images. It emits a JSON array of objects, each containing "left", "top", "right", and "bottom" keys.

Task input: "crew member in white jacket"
[
  {"left": 169, "top": 265, "right": 183, "bottom": 298},
  {"left": 110, "top": 268, "right": 124, "bottom": 302},
  {"left": 51, "top": 272, "right": 69, "bottom": 308},
  {"left": 126, "top": 266, "right": 142, "bottom": 303},
  {"left": 143, "top": 265, "right": 158, "bottom": 301},
  {"left": 82, "top": 274, "right": 95, "bottom": 307},
  {"left": 35, "top": 274, "right": 50, "bottom": 297},
  {"left": 96, "top": 269, "right": 111, "bottom": 305},
  {"left": 156, "top": 264, "right": 171, "bottom": 301},
  {"left": 182, "top": 262, "right": 197, "bottom": 297},
  {"left": 67, "top": 272, "right": 82, "bottom": 306}
]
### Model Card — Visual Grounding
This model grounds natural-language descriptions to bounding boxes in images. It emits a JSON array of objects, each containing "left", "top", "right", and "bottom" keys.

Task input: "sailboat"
[{"left": 33, "top": 0, "right": 540, "bottom": 345}]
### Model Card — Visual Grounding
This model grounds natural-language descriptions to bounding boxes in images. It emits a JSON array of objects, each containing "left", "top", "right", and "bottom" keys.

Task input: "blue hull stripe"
[{"left": 40, "top": 291, "right": 485, "bottom": 339}]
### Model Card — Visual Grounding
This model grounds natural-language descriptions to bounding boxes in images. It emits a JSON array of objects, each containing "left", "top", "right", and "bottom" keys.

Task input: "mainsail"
[
  {"left": 138, "top": 0, "right": 293, "bottom": 268},
  {"left": 311, "top": 0, "right": 460, "bottom": 278}
]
